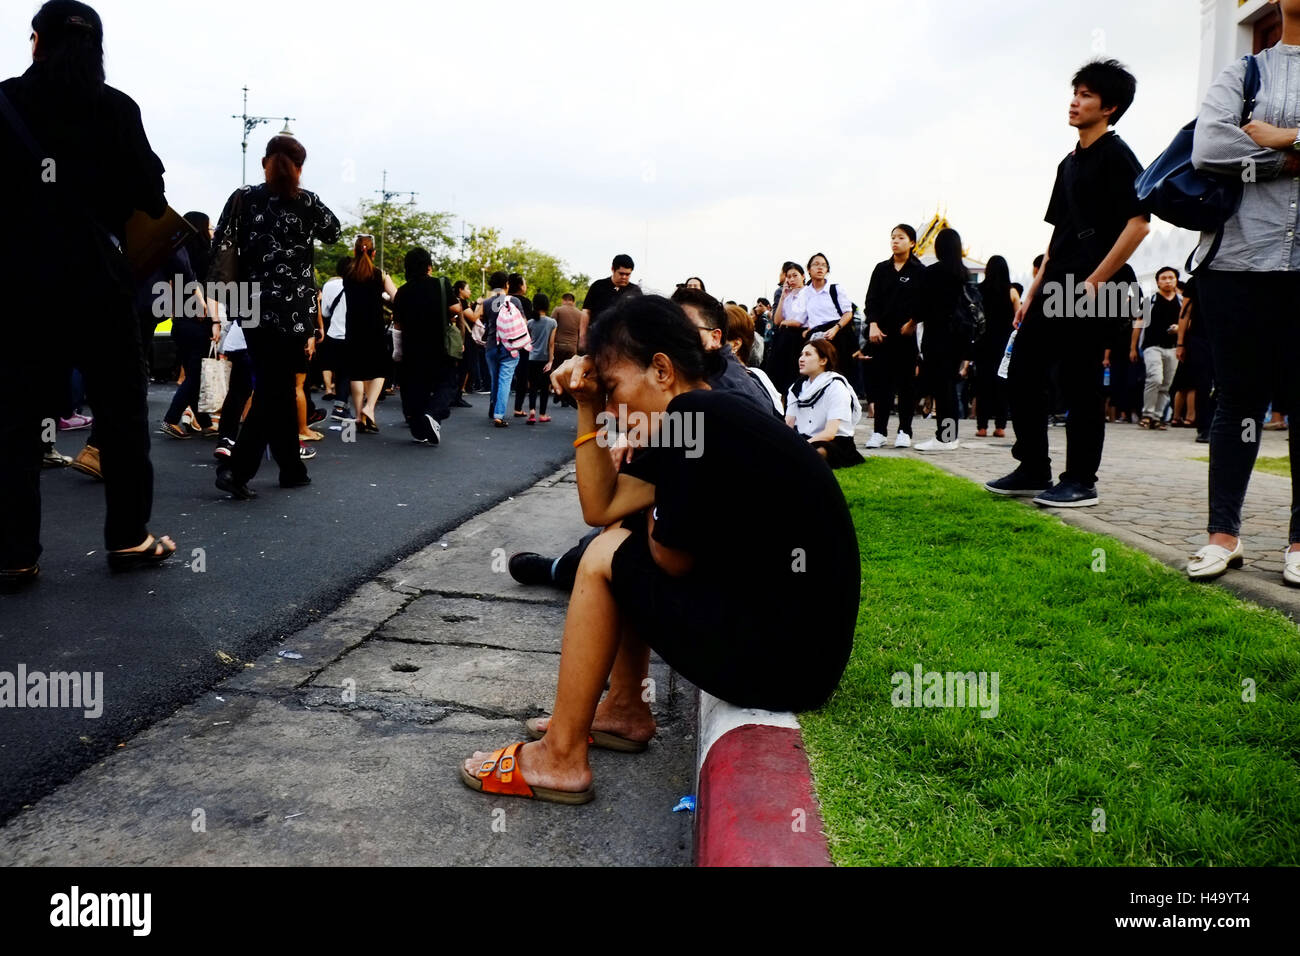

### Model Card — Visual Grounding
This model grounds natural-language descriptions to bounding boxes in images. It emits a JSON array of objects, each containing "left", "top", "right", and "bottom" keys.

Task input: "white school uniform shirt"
[
  {"left": 802, "top": 281, "right": 848, "bottom": 330},
  {"left": 785, "top": 371, "right": 861, "bottom": 439},
  {"left": 321, "top": 276, "right": 348, "bottom": 340},
  {"left": 778, "top": 285, "right": 810, "bottom": 328}
]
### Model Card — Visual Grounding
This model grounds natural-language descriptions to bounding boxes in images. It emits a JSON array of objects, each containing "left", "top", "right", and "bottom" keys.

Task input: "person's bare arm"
[
  {"left": 1176, "top": 298, "right": 1193, "bottom": 361},
  {"left": 578, "top": 309, "right": 591, "bottom": 354},
  {"left": 1016, "top": 248, "right": 1051, "bottom": 327},
  {"left": 811, "top": 419, "right": 842, "bottom": 443},
  {"left": 1130, "top": 323, "right": 1142, "bottom": 363},
  {"left": 558, "top": 356, "right": 656, "bottom": 525}
]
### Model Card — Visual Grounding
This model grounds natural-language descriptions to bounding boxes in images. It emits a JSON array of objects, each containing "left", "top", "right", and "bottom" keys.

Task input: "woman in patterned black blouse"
[{"left": 210, "top": 135, "right": 341, "bottom": 499}]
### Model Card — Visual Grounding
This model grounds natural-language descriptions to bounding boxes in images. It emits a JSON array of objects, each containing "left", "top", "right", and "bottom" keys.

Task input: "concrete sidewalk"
[
  {"left": 875, "top": 419, "right": 1300, "bottom": 620},
  {"left": 0, "top": 465, "right": 698, "bottom": 866}
]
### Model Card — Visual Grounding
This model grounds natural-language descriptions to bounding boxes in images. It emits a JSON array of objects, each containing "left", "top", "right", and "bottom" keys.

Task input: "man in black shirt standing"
[
  {"left": 987, "top": 58, "right": 1150, "bottom": 508},
  {"left": 580, "top": 254, "right": 641, "bottom": 352},
  {"left": 1131, "top": 266, "right": 1182, "bottom": 430}
]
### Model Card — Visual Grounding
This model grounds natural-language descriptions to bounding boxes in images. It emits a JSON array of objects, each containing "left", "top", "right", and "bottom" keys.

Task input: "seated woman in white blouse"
[{"left": 786, "top": 339, "right": 864, "bottom": 469}]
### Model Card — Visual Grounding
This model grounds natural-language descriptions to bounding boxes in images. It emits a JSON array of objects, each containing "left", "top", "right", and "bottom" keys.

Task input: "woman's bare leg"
[
  {"left": 464, "top": 528, "right": 632, "bottom": 792},
  {"left": 295, "top": 372, "right": 309, "bottom": 436},
  {"left": 363, "top": 378, "right": 385, "bottom": 420},
  {"left": 350, "top": 381, "right": 365, "bottom": 420}
]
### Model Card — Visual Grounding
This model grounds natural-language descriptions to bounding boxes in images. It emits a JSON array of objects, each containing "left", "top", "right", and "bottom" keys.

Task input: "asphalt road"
[{"left": 0, "top": 385, "right": 578, "bottom": 823}]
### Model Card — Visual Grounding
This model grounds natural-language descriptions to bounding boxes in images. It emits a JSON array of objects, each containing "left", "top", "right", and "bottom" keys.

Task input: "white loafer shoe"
[
  {"left": 1284, "top": 549, "right": 1300, "bottom": 587},
  {"left": 914, "top": 438, "right": 960, "bottom": 452},
  {"left": 894, "top": 433, "right": 912, "bottom": 448},
  {"left": 1187, "top": 541, "right": 1244, "bottom": 581},
  {"left": 863, "top": 432, "right": 887, "bottom": 449}
]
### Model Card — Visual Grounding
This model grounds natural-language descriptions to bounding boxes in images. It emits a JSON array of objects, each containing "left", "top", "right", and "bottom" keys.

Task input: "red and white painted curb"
[{"left": 693, "top": 692, "right": 832, "bottom": 867}]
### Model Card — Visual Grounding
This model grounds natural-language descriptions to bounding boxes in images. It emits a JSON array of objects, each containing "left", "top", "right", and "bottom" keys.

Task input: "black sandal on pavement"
[{"left": 107, "top": 534, "right": 176, "bottom": 572}]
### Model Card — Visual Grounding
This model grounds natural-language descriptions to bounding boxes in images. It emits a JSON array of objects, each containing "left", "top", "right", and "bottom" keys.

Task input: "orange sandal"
[{"left": 459, "top": 742, "right": 595, "bottom": 805}]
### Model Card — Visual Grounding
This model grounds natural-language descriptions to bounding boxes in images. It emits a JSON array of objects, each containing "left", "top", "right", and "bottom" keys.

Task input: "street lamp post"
[
  {"left": 374, "top": 169, "right": 417, "bottom": 274},
  {"left": 232, "top": 86, "right": 295, "bottom": 186}
]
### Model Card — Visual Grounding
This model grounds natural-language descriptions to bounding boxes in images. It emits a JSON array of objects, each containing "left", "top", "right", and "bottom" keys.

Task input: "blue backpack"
[{"left": 1135, "top": 55, "right": 1261, "bottom": 270}]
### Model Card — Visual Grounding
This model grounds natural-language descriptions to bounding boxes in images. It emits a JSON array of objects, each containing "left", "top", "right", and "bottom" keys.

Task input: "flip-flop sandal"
[
  {"left": 107, "top": 534, "right": 176, "bottom": 572},
  {"left": 459, "top": 742, "right": 594, "bottom": 805},
  {"left": 524, "top": 716, "right": 649, "bottom": 753},
  {"left": 0, "top": 564, "right": 39, "bottom": 591}
]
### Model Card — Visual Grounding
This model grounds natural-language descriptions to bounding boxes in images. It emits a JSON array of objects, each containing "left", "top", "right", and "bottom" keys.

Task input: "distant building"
[{"left": 1199, "top": 0, "right": 1282, "bottom": 101}]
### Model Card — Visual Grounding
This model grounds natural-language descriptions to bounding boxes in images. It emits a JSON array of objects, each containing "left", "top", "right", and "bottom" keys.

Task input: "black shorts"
[
  {"left": 810, "top": 435, "right": 865, "bottom": 469},
  {"left": 607, "top": 515, "right": 843, "bottom": 712}
]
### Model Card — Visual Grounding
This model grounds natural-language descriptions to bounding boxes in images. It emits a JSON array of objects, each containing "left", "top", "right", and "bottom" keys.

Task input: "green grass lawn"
[
  {"left": 801, "top": 458, "right": 1300, "bottom": 866},
  {"left": 1193, "top": 455, "right": 1290, "bottom": 477}
]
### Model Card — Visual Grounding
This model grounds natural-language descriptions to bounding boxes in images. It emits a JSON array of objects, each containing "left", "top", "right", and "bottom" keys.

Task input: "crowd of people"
[{"left": 5, "top": 0, "right": 1300, "bottom": 804}]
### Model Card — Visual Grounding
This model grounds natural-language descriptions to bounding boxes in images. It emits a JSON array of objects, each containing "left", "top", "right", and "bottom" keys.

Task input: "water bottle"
[
  {"left": 1103, "top": 366, "right": 1111, "bottom": 388},
  {"left": 997, "top": 328, "right": 1017, "bottom": 379}
]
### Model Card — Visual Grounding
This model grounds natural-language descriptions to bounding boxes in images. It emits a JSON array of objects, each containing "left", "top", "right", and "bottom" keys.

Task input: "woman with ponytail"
[
  {"left": 343, "top": 234, "right": 398, "bottom": 433},
  {"left": 210, "top": 134, "right": 341, "bottom": 500},
  {"left": 1, "top": 0, "right": 178, "bottom": 582}
]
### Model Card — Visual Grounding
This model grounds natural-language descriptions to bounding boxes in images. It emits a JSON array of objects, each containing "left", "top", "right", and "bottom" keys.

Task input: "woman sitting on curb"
[
  {"left": 786, "top": 338, "right": 865, "bottom": 469},
  {"left": 460, "top": 295, "right": 861, "bottom": 804}
]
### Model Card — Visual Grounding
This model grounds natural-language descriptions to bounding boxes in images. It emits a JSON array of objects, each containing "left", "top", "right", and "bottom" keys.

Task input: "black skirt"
[{"left": 810, "top": 435, "right": 865, "bottom": 469}]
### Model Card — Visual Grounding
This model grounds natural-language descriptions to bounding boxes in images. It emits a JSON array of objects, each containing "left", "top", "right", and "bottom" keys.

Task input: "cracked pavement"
[{"left": 0, "top": 465, "right": 698, "bottom": 866}]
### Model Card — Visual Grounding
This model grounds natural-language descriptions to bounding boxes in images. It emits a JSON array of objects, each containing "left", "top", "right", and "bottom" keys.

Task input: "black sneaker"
[
  {"left": 985, "top": 470, "right": 1053, "bottom": 497},
  {"left": 331, "top": 404, "right": 349, "bottom": 421},
  {"left": 308, "top": 407, "right": 327, "bottom": 426},
  {"left": 1033, "top": 481, "right": 1099, "bottom": 508},
  {"left": 215, "top": 468, "right": 257, "bottom": 500},
  {"left": 213, "top": 437, "right": 235, "bottom": 460},
  {"left": 1195, "top": 433, "right": 1210, "bottom": 444},
  {"left": 508, "top": 552, "right": 555, "bottom": 586},
  {"left": 280, "top": 474, "right": 312, "bottom": 489},
  {"left": 453, "top": 398, "right": 472, "bottom": 408}
]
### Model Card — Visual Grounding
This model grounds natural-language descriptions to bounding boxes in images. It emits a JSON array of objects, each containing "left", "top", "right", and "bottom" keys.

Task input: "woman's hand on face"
[{"left": 551, "top": 355, "right": 603, "bottom": 406}]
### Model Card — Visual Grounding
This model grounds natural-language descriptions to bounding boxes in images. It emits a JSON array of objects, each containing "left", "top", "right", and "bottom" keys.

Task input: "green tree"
[
  {"left": 314, "top": 200, "right": 455, "bottom": 286},
  {"left": 314, "top": 202, "right": 590, "bottom": 308}
]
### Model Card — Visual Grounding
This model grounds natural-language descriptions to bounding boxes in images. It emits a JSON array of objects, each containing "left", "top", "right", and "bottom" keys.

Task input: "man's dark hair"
[
  {"left": 1072, "top": 58, "right": 1137, "bottom": 125},
  {"left": 611, "top": 254, "right": 635, "bottom": 271},
  {"left": 507, "top": 273, "right": 525, "bottom": 294},
  {"left": 1011, "top": 282, "right": 1025, "bottom": 296},
  {"left": 404, "top": 247, "right": 432, "bottom": 283},
  {"left": 488, "top": 270, "right": 509, "bottom": 289},
  {"left": 561, "top": 292, "right": 576, "bottom": 302},
  {"left": 1156, "top": 266, "right": 1179, "bottom": 281},
  {"left": 1032, "top": 254, "right": 1045, "bottom": 271},
  {"left": 756, "top": 297, "right": 771, "bottom": 307},
  {"left": 670, "top": 287, "right": 728, "bottom": 336},
  {"left": 533, "top": 292, "right": 550, "bottom": 313},
  {"left": 335, "top": 256, "right": 352, "bottom": 277}
]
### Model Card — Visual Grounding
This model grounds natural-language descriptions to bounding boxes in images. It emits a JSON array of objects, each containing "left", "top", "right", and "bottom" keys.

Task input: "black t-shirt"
[
  {"left": 864, "top": 257, "right": 925, "bottom": 336},
  {"left": 620, "top": 389, "right": 859, "bottom": 624},
  {"left": 1144, "top": 294, "right": 1182, "bottom": 350},
  {"left": 708, "top": 349, "right": 782, "bottom": 417},
  {"left": 392, "top": 275, "right": 449, "bottom": 362},
  {"left": 1044, "top": 131, "right": 1147, "bottom": 284},
  {"left": 583, "top": 277, "right": 642, "bottom": 321}
]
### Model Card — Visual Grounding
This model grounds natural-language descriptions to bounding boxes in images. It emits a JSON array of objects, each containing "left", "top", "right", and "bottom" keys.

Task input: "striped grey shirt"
[{"left": 1192, "top": 44, "right": 1300, "bottom": 272}]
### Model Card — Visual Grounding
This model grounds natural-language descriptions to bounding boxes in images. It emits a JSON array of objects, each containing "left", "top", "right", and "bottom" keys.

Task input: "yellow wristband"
[{"left": 573, "top": 430, "right": 601, "bottom": 449}]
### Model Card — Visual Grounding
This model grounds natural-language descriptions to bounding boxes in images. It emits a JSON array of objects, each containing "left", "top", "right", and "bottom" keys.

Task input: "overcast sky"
[{"left": 4, "top": 0, "right": 1202, "bottom": 298}]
